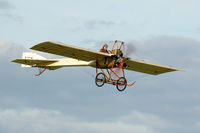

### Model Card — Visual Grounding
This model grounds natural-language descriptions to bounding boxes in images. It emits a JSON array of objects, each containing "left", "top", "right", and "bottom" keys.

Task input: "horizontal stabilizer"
[
  {"left": 12, "top": 58, "right": 92, "bottom": 70},
  {"left": 12, "top": 59, "right": 58, "bottom": 67}
]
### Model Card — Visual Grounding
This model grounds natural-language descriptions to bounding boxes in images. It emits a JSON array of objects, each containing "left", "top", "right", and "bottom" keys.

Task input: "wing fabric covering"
[
  {"left": 31, "top": 41, "right": 111, "bottom": 61},
  {"left": 12, "top": 59, "right": 57, "bottom": 66},
  {"left": 14, "top": 41, "right": 182, "bottom": 74},
  {"left": 125, "top": 59, "right": 182, "bottom": 75},
  {"left": 11, "top": 59, "right": 61, "bottom": 70}
]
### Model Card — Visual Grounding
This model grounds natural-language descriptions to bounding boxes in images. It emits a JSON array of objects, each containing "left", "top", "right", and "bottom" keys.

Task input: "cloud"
[
  {"left": 0, "top": 39, "right": 69, "bottom": 61},
  {"left": 0, "top": 40, "right": 53, "bottom": 59},
  {"left": 0, "top": 0, "right": 23, "bottom": 23},
  {"left": 0, "top": 39, "right": 25, "bottom": 58},
  {"left": 1, "top": 36, "right": 200, "bottom": 133},
  {"left": 85, "top": 20, "right": 115, "bottom": 29},
  {"left": 1, "top": 108, "right": 199, "bottom": 133},
  {"left": 0, "top": 108, "right": 168, "bottom": 133},
  {"left": 119, "top": 111, "right": 170, "bottom": 128},
  {"left": 130, "top": 36, "right": 200, "bottom": 69},
  {"left": 0, "top": 0, "right": 13, "bottom": 10}
]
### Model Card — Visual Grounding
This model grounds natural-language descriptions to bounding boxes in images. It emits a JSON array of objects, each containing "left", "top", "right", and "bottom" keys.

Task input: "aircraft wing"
[
  {"left": 125, "top": 59, "right": 182, "bottom": 75},
  {"left": 31, "top": 41, "right": 111, "bottom": 61}
]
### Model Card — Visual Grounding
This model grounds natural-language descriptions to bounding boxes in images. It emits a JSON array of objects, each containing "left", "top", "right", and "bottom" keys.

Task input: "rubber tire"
[
  {"left": 95, "top": 73, "right": 106, "bottom": 87},
  {"left": 116, "top": 77, "right": 127, "bottom": 91}
]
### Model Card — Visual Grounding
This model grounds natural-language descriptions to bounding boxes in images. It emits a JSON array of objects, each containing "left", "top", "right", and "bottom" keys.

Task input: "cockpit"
[{"left": 100, "top": 40, "right": 125, "bottom": 57}]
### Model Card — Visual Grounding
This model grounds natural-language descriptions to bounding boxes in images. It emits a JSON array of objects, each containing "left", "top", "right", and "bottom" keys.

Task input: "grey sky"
[
  {"left": 0, "top": 0, "right": 13, "bottom": 10},
  {"left": 1, "top": 36, "right": 200, "bottom": 133},
  {"left": 1, "top": 0, "right": 200, "bottom": 44},
  {"left": 0, "top": 0, "right": 200, "bottom": 133}
]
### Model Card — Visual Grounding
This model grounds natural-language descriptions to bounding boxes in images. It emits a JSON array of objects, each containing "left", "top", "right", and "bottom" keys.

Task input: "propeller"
[
  {"left": 113, "top": 42, "right": 136, "bottom": 76},
  {"left": 125, "top": 42, "right": 136, "bottom": 57}
]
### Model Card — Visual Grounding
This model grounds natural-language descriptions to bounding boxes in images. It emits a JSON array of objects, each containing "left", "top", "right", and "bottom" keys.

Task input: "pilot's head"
[{"left": 103, "top": 44, "right": 108, "bottom": 49}]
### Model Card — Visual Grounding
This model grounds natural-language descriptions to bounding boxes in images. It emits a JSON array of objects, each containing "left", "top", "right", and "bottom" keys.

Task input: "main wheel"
[
  {"left": 95, "top": 73, "right": 106, "bottom": 87},
  {"left": 116, "top": 77, "right": 127, "bottom": 91}
]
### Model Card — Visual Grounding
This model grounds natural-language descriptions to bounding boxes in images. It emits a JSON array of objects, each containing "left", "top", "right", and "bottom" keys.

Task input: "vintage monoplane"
[{"left": 12, "top": 40, "right": 182, "bottom": 91}]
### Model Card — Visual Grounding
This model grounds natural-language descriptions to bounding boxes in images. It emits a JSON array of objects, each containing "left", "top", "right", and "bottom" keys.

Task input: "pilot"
[
  {"left": 114, "top": 50, "right": 123, "bottom": 67},
  {"left": 100, "top": 44, "right": 110, "bottom": 54}
]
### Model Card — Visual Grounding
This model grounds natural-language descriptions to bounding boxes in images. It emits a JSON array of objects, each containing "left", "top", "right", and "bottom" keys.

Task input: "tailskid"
[{"left": 35, "top": 67, "right": 48, "bottom": 76}]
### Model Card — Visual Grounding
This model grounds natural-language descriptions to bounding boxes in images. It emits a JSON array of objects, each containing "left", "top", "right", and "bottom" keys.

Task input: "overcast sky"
[{"left": 0, "top": 0, "right": 200, "bottom": 133}]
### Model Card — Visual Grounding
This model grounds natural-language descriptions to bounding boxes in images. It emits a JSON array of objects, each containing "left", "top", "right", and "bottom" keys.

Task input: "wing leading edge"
[
  {"left": 31, "top": 41, "right": 111, "bottom": 61},
  {"left": 125, "top": 59, "right": 182, "bottom": 75}
]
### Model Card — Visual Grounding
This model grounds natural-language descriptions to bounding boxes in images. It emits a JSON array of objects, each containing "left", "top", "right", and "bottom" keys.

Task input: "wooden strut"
[
  {"left": 96, "top": 66, "right": 136, "bottom": 87},
  {"left": 95, "top": 53, "right": 136, "bottom": 87}
]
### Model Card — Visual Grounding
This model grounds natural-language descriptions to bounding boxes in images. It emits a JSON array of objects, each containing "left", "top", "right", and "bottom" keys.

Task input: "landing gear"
[
  {"left": 116, "top": 77, "right": 127, "bottom": 91},
  {"left": 95, "top": 72, "right": 106, "bottom": 87},
  {"left": 95, "top": 72, "right": 128, "bottom": 91},
  {"left": 95, "top": 66, "right": 132, "bottom": 91},
  {"left": 95, "top": 55, "right": 135, "bottom": 91}
]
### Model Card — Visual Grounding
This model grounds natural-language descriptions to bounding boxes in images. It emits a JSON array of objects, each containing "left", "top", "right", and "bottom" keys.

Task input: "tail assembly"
[
  {"left": 12, "top": 52, "right": 92, "bottom": 76},
  {"left": 21, "top": 52, "right": 46, "bottom": 67}
]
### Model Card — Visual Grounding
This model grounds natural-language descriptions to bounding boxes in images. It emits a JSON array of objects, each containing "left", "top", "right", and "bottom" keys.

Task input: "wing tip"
[
  {"left": 169, "top": 67, "right": 185, "bottom": 72},
  {"left": 176, "top": 68, "right": 185, "bottom": 72},
  {"left": 30, "top": 41, "right": 51, "bottom": 49},
  {"left": 11, "top": 59, "right": 19, "bottom": 63}
]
